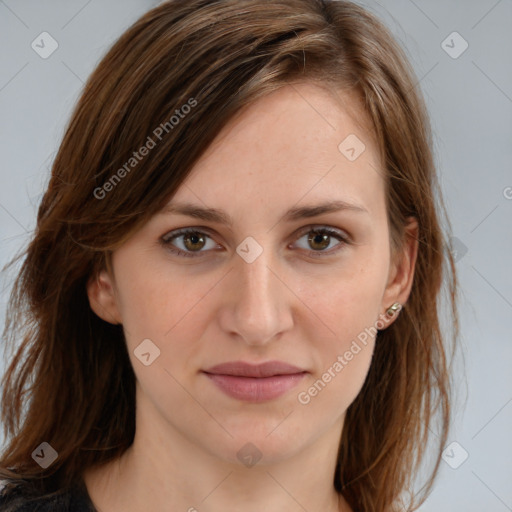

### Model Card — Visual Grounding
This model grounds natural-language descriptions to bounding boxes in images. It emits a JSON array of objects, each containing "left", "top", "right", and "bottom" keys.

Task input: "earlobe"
[
  {"left": 86, "top": 269, "right": 122, "bottom": 325},
  {"left": 379, "top": 217, "right": 419, "bottom": 327}
]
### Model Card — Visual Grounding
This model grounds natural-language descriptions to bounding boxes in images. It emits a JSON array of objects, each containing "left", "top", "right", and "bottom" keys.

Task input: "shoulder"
[{"left": 0, "top": 479, "right": 96, "bottom": 512}]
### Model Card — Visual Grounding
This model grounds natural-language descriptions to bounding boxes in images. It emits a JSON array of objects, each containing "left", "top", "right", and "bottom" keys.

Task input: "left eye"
[
  {"left": 294, "top": 227, "right": 349, "bottom": 255},
  {"left": 161, "top": 226, "right": 350, "bottom": 258}
]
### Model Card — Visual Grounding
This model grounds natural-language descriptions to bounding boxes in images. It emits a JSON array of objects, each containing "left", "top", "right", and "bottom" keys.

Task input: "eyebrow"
[{"left": 162, "top": 199, "right": 369, "bottom": 227}]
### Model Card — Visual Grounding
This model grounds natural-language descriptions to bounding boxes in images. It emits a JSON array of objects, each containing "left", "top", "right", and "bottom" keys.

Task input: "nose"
[{"left": 218, "top": 244, "right": 294, "bottom": 346}]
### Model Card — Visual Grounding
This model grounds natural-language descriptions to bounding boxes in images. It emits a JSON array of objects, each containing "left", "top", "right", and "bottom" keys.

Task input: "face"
[{"left": 88, "top": 82, "right": 418, "bottom": 466}]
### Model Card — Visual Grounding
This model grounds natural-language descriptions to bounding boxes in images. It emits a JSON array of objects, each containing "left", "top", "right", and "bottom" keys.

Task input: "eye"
[
  {"left": 292, "top": 225, "right": 350, "bottom": 257},
  {"left": 160, "top": 225, "right": 350, "bottom": 258},
  {"left": 161, "top": 227, "right": 220, "bottom": 258}
]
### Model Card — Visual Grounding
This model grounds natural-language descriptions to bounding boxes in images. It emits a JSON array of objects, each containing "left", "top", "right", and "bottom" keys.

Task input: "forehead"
[{"left": 170, "top": 82, "right": 384, "bottom": 218}]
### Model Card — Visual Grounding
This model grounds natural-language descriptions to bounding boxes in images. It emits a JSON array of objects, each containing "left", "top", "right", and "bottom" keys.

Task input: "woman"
[{"left": 0, "top": 0, "right": 459, "bottom": 511}]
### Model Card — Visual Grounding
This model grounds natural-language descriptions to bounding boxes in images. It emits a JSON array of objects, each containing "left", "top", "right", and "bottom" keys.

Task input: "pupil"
[
  {"left": 186, "top": 233, "right": 204, "bottom": 250},
  {"left": 309, "top": 232, "right": 329, "bottom": 250}
]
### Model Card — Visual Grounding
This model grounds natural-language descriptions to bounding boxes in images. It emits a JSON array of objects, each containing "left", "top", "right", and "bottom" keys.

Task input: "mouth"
[{"left": 201, "top": 360, "right": 308, "bottom": 402}]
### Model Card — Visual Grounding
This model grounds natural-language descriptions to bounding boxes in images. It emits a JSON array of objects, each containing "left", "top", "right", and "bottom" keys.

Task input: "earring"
[{"left": 386, "top": 302, "right": 402, "bottom": 316}]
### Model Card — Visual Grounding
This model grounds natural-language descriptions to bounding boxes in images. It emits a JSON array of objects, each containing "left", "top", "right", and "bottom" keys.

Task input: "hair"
[{"left": 0, "top": 1, "right": 459, "bottom": 511}]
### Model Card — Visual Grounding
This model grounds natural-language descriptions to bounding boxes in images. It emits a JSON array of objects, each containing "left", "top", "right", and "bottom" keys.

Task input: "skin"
[{"left": 84, "top": 81, "right": 418, "bottom": 512}]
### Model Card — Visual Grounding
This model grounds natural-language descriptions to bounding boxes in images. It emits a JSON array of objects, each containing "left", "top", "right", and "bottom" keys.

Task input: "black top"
[{"left": 0, "top": 479, "right": 97, "bottom": 512}]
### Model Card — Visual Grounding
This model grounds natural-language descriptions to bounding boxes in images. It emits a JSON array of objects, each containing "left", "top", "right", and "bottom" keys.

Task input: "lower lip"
[{"left": 202, "top": 372, "right": 307, "bottom": 402}]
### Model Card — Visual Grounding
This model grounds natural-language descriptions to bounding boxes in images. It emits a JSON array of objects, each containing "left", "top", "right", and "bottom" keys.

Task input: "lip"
[
  {"left": 202, "top": 360, "right": 308, "bottom": 402},
  {"left": 203, "top": 360, "right": 306, "bottom": 377}
]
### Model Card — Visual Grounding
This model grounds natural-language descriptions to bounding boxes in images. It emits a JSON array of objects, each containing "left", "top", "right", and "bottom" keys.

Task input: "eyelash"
[{"left": 161, "top": 225, "right": 351, "bottom": 259}]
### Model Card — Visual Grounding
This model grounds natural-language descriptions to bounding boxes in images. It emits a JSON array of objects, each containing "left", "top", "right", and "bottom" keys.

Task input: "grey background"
[{"left": 0, "top": 1, "right": 511, "bottom": 510}]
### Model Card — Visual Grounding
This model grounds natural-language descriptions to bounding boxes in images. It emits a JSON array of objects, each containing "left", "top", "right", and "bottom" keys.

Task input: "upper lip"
[{"left": 202, "top": 361, "right": 307, "bottom": 378}]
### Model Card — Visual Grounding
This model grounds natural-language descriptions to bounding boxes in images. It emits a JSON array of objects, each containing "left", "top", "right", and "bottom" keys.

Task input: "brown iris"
[
  {"left": 308, "top": 231, "right": 330, "bottom": 251},
  {"left": 183, "top": 232, "right": 206, "bottom": 251}
]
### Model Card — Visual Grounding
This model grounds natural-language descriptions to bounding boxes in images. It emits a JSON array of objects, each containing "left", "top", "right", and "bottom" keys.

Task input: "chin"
[{"left": 207, "top": 419, "right": 311, "bottom": 466}]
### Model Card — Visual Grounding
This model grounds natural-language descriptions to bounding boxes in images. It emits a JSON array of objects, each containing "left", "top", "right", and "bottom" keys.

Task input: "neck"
[{"left": 83, "top": 384, "right": 352, "bottom": 512}]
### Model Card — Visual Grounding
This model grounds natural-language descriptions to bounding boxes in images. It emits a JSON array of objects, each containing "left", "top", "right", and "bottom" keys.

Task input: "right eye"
[{"left": 161, "top": 227, "right": 220, "bottom": 258}]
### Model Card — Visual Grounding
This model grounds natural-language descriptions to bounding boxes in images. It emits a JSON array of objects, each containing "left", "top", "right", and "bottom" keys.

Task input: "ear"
[
  {"left": 379, "top": 216, "right": 419, "bottom": 327},
  {"left": 86, "top": 268, "right": 123, "bottom": 325}
]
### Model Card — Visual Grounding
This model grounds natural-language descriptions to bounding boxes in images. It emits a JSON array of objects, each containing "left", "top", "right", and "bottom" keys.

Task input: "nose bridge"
[{"left": 225, "top": 237, "right": 293, "bottom": 345}]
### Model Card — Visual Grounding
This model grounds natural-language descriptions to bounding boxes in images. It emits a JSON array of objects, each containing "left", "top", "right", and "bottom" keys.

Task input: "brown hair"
[{"left": 0, "top": 1, "right": 459, "bottom": 510}]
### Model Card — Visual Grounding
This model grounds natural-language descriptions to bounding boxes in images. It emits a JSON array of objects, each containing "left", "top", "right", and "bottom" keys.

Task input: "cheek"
[
  {"left": 294, "top": 257, "right": 387, "bottom": 408},
  {"left": 296, "top": 296, "right": 378, "bottom": 417},
  {"left": 298, "top": 255, "right": 388, "bottom": 341},
  {"left": 112, "top": 253, "right": 218, "bottom": 355}
]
